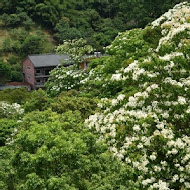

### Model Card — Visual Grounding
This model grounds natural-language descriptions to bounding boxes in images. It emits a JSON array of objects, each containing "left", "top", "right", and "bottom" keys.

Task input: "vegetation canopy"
[{"left": 0, "top": 1, "right": 190, "bottom": 190}]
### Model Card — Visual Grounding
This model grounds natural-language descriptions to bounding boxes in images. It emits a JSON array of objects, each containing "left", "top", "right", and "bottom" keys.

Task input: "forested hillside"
[
  {"left": 0, "top": 0, "right": 185, "bottom": 49},
  {"left": 0, "top": 1, "right": 190, "bottom": 190},
  {"left": 0, "top": 0, "right": 186, "bottom": 82},
  {"left": 0, "top": 26, "right": 55, "bottom": 82}
]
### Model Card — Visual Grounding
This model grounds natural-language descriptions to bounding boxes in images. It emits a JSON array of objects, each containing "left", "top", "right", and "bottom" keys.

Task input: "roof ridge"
[
  {"left": 28, "top": 53, "right": 57, "bottom": 56},
  {"left": 27, "top": 53, "right": 70, "bottom": 68}
]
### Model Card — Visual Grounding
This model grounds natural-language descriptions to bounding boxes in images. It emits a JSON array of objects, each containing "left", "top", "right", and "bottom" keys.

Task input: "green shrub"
[
  {"left": 51, "top": 93, "right": 98, "bottom": 119},
  {"left": 0, "top": 60, "right": 11, "bottom": 81},
  {"left": 0, "top": 119, "right": 18, "bottom": 146},
  {"left": 2, "top": 38, "right": 13, "bottom": 52},
  {"left": 24, "top": 89, "right": 50, "bottom": 113},
  {"left": 0, "top": 88, "right": 30, "bottom": 104}
]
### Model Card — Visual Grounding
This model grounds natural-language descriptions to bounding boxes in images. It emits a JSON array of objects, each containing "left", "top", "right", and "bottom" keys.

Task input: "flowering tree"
[
  {"left": 56, "top": 38, "right": 94, "bottom": 66},
  {"left": 85, "top": 2, "right": 190, "bottom": 189},
  {"left": 45, "top": 38, "right": 94, "bottom": 96},
  {"left": 45, "top": 65, "right": 88, "bottom": 97},
  {"left": 0, "top": 102, "right": 24, "bottom": 119}
]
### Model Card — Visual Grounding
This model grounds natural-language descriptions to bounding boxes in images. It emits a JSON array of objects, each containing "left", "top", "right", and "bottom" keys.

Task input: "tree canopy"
[
  {"left": 0, "top": 2, "right": 190, "bottom": 190},
  {"left": 0, "top": 0, "right": 185, "bottom": 50}
]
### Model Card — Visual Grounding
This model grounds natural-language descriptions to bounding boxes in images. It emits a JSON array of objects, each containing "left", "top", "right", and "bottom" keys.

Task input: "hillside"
[
  {"left": 0, "top": 1, "right": 190, "bottom": 190},
  {"left": 0, "top": 0, "right": 185, "bottom": 83},
  {"left": 0, "top": 20, "right": 55, "bottom": 82},
  {"left": 0, "top": 0, "right": 184, "bottom": 50},
  {"left": 0, "top": 27, "right": 55, "bottom": 60}
]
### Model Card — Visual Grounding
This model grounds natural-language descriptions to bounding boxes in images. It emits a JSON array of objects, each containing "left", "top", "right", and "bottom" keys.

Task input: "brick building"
[
  {"left": 23, "top": 52, "right": 103, "bottom": 89},
  {"left": 23, "top": 54, "right": 70, "bottom": 89}
]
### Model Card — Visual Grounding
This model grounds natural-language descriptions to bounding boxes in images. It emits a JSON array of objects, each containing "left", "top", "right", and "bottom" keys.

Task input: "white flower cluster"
[
  {"left": 153, "top": 2, "right": 190, "bottom": 52},
  {"left": 86, "top": 84, "right": 190, "bottom": 188},
  {"left": 159, "top": 52, "right": 184, "bottom": 61},
  {"left": 0, "top": 102, "right": 24, "bottom": 118},
  {"left": 152, "top": 2, "right": 189, "bottom": 27},
  {"left": 46, "top": 65, "right": 88, "bottom": 96},
  {"left": 85, "top": 2, "right": 190, "bottom": 189}
]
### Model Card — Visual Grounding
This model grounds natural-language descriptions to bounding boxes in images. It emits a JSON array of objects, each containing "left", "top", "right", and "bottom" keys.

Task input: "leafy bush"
[
  {"left": 0, "top": 110, "right": 137, "bottom": 189},
  {"left": 0, "top": 119, "right": 18, "bottom": 146},
  {"left": 24, "top": 89, "right": 50, "bottom": 113},
  {"left": 0, "top": 11, "right": 34, "bottom": 29},
  {"left": 0, "top": 61, "right": 11, "bottom": 81},
  {"left": 54, "top": 19, "right": 82, "bottom": 42},
  {"left": 51, "top": 92, "right": 98, "bottom": 119},
  {"left": 0, "top": 88, "right": 30, "bottom": 104},
  {"left": 20, "top": 35, "right": 45, "bottom": 56},
  {"left": 7, "top": 56, "right": 20, "bottom": 65},
  {"left": 0, "top": 13, "right": 21, "bottom": 27},
  {"left": 2, "top": 38, "right": 13, "bottom": 52}
]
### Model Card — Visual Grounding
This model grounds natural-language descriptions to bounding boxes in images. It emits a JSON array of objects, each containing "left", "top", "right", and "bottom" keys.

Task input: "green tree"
[
  {"left": 51, "top": 91, "right": 98, "bottom": 119},
  {"left": 24, "top": 89, "right": 50, "bottom": 113},
  {"left": 56, "top": 38, "right": 94, "bottom": 66},
  {"left": 2, "top": 110, "right": 137, "bottom": 189},
  {"left": 0, "top": 119, "right": 18, "bottom": 146},
  {"left": 21, "top": 35, "right": 45, "bottom": 56},
  {"left": 0, "top": 88, "right": 30, "bottom": 104},
  {"left": 54, "top": 18, "right": 82, "bottom": 42},
  {"left": 0, "top": 60, "right": 11, "bottom": 82},
  {"left": 10, "top": 63, "right": 23, "bottom": 81},
  {"left": 34, "top": 1, "right": 59, "bottom": 26}
]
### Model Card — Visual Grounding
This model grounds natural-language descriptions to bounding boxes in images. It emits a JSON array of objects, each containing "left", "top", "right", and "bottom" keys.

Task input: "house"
[
  {"left": 23, "top": 52, "right": 103, "bottom": 89},
  {"left": 23, "top": 54, "right": 70, "bottom": 89}
]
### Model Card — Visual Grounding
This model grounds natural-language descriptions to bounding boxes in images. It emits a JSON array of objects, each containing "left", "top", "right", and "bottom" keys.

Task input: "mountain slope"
[{"left": 0, "top": 23, "right": 55, "bottom": 82}]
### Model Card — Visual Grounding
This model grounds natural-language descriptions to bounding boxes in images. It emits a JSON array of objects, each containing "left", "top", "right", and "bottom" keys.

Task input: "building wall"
[
  {"left": 23, "top": 58, "right": 35, "bottom": 87},
  {"left": 23, "top": 57, "right": 58, "bottom": 89},
  {"left": 34, "top": 66, "right": 56, "bottom": 89},
  {"left": 80, "top": 61, "right": 89, "bottom": 70}
]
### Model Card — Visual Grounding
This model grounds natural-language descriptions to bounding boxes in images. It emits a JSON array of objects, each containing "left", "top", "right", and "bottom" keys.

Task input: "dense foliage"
[
  {"left": 0, "top": 0, "right": 185, "bottom": 82},
  {"left": 0, "top": 2, "right": 190, "bottom": 190},
  {"left": 46, "top": 2, "right": 190, "bottom": 189},
  {"left": 0, "top": 0, "right": 185, "bottom": 50},
  {"left": 0, "top": 92, "right": 138, "bottom": 190}
]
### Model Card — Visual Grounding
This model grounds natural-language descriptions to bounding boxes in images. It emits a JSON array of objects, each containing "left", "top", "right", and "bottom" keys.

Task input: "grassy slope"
[{"left": 0, "top": 20, "right": 57, "bottom": 82}]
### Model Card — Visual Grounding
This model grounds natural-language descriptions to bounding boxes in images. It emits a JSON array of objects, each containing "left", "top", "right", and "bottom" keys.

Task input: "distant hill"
[
  {"left": 0, "top": 22, "right": 56, "bottom": 82},
  {"left": 0, "top": 0, "right": 185, "bottom": 51}
]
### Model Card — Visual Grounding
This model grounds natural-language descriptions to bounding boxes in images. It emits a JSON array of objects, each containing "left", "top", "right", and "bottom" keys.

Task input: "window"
[
  {"left": 28, "top": 75, "right": 31, "bottom": 79},
  {"left": 45, "top": 69, "right": 51, "bottom": 75},
  {"left": 35, "top": 69, "right": 41, "bottom": 76},
  {"left": 27, "top": 67, "right": 30, "bottom": 70},
  {"left": 36, "top": 79, "right": 41, "bottom": 85}
]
